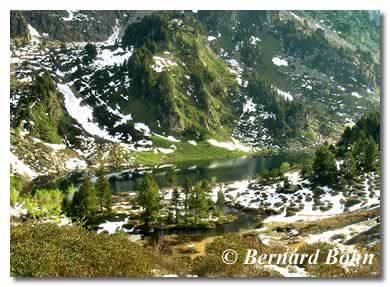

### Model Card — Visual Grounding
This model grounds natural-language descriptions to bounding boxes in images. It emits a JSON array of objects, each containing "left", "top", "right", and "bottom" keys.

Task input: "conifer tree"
[
  {"left": 95, "top": 175, "right": 112, "bottom": 212},
  {"left": 171, "top": 187, "right": 180, "bottom": 223},
  {"left": 71, "top": 175, "right": 97, "bottom": 217},
  {"left": 340, "top": 151, "right": 357, "bottom": 179},
  {"left": 183, "top": 177, "right": 192, "bottom": 224},
  {"left": 364, "top": 136, "right": 379, "bottom": 171},
  {"left": 312, "top": 144, "right": 338, "bottom": 185},
  {"left": 138, "top": 175, "right": 160, "bottom": 224},
  {"left": 166, "top": 168, "right": 177, "bottom": 186},
  {"left": 216, "top": 188, "right": 225, "bottom": 216}
]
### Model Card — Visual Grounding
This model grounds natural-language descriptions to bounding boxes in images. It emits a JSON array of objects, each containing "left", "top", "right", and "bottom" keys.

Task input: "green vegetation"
[
  {"left": 12, "top": 73, "right": 80, "bottom": 145},
  {"left": 192, "top": 233, "right": 284, "bottom": 277},
  {"left": 138, "top": 174, "right": 161, "bottom": 223},
  {"left": 83, "top": 43, "right": 97, "bottom": 63},
  {"left": 85, "top": 13, "right": 241, "bottom": 140},
  {"left": 312, "top": 144, "right": 337, "bottom": 185},
  {"left": 95, "top": 175, "right": 112, "bottom": 212},
  {"left": 70, "top": 176, "right": 98, "bottom": 217},
  {"left": 247, "top": 75, "right": 307, "bottom": 137},
  {"left": 300, "top": 112, "right": 381, "bottom": 186},
  {"left": 10, "top": 10, "right": 381, "bottom": 278},
  {"left": 133, "top": 136, "right": 247, "bottom": 166},
  {"left": 11, "top": 223, "right": 154, "bottom": 277},
  {"left": 340, "top": 151, "right": 357, "bottom": 179}
]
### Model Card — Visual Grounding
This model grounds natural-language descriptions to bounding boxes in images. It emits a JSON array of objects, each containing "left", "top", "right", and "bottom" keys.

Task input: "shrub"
[
  {"left": 192, "top": 233, "right": 284, "bottom": 277},
  {"left": 11, "top": 223, "right": 154, "bottom": 277},
  {"left": 345, "top": 198, "right": 361, "bottom": 208},
  {"left": 298, "top": 242, "right": 346, "bottom": 277},
  {"left": 20, "top": 189, "right": 64, "bottom": 218}
]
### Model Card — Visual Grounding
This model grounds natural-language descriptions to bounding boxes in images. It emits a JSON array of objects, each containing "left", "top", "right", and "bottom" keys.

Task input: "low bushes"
[{"left": 11, "top": 223, "right": 154, "bottom": 277}]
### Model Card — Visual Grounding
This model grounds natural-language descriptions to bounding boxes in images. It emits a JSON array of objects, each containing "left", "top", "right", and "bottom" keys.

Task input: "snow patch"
[
  {"left": 207, "top": 36, "right": 217, "bottom": 42},
  {"left": 65, "top": 158, "right": 88, "bottom": 170},
  {"left": 62, "top": 10, "right": 77, "bottom": 21},
  {"left": 94, "top": 47, "right": 133, "bottom": 68},
  {"left": 208, "top": 138, "right": 251, "bottom": 152},
  {"left": 10, "top": 152, "right": 37, "bottom": 178},
  {"left": 275, "top": 88, "right": 293, "bottom": 101},
  {"left": 249, "top": 36, "right": 261, "bottom": 45},
  {"left": 151, "top": 56, "right": 177, "bottom": 73},
  {"left": 97, "top": 217, "right": 132, "bottom": 234},
  {"left": 351, "top": 92, "right": 362, "bottom": 98},
  {"left": 27, "top": 24, "right": 41, "bottom": 44},
  {"left": 58, "top": 84, "right": 120, "bottom": 142},
  {"left": 134, "top": 123, "right": 151, "bottom": 136},
  {"left": 272, "top": 57, "right": 288, "bottom": 67}
]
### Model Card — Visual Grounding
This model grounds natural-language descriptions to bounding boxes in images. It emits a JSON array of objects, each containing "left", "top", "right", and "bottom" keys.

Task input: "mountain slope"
[{"left": 10, "top": 10, "right": 381, "bottom": 178}]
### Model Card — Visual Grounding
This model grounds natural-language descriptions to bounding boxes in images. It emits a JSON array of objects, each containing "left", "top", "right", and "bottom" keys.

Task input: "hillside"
[{"left": 10, "top": 10, "right": 380, "bottom": 178}]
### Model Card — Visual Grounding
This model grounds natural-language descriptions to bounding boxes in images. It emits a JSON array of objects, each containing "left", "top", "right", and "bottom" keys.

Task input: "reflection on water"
[
  {"left": 110, "top": 151, "right": 312, "bottom": 193},
  {"left": 109, "top": 151, "right": 312, "bottom": 238},
  {"left": 140, "top": 207, "right": 263, "bottom": 241}
]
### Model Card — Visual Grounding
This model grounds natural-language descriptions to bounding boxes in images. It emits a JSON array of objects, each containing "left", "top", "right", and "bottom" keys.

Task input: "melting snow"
[
  {"left": 207, "top": 36, "right": 217, "bottom": 42},
  {"left": 58, "top": 84, "right": 120, "bottom": 142},
  {"left": 208, "top": 138, "right": 251, "bottom": 152},
  {"left": 272, "top": 57, "right": 288, "bottom": 67},
  {"left": 97, "top": 217, "right": 132, "bottom": 234},
  {"left": 154, "top": 134, "right": 180, "bottom": 142},
  {"left": 65, "top": 158, "right": 88, "bottom": 170},
  {"left": 27, "top": 24, "right": 41, "bottom": 44},
  {"left": 134, "top": 123, "right": 151, "bottom": 136},
  {"left": 351, "top": 92, "right": 362, "bottom": 98},
  {"left": 62, "top": 10, "right": 77, "bottom": 21},
  {"left": 249, "top": 36, "right": 261, "bottom": 45},
  {"left": 275, "top": 88, "right": 293, "bottom": 101},
  {"left": 94, "top": 47, "right": 133, "bottom": 68},
  {"left": 241, "top": 97, "right": 257, "bottom": 116},
  {"left": 151, "top": 56, "right": 177, "bottom": 73},
  {"left": 10, "top": 152, "right": 37, "bottom": 178},
  {"left": 156, "top": 147, "right": 175, "bottom": 154},
  {"left": 10, "top": 203, "right": 28, "bottom": 218}
]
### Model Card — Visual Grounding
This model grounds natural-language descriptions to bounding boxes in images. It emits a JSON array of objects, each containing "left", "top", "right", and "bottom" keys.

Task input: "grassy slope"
[{"left": 132, "top": 135, "right": 246, "bottom": 166}]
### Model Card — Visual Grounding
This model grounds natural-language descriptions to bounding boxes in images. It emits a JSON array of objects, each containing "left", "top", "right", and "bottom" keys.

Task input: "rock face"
[{"left": 10, "top": 10, "right": 154, "bottom": 42}]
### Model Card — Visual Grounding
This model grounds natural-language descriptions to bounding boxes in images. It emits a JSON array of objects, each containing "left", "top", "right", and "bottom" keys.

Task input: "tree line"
[
  {"left": 301, "top": 112, "right": 380, "bottom": 185},
  {"left": 138, "top": 170, "right": 225, "bottom": 226}
]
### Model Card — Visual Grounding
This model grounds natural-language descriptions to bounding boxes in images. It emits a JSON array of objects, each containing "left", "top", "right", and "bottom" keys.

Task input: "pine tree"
[
  {"left": 190, "top": 182, "right": 209, "bottom": 223},
  {"left": 63, "top": 184, "right": 76, "bottom": 214},
  {"left": 171, "top": 187, "right": 180, "bottom": 223},
  {"left": 300, "top": 159, "right": 314, "bottom": 180},
  {"left": 71, "top": 176, "right": 97, "bottom": 217},
  {"left": 200, "top": 179, "right": 211, "bottom": 194},
  {"left": 138, "top": 174, "right": 160, "bottom": 224},
  {"left": 340, "top": 151, "right": 357, "bottom": 179},
  {"left": 353, "top": 132, "right": 368, "bottom": 169},
  {"left": 279, "top": 162, "right": 290, "bottom": 176},
  {"left": 84, "top": 43, "right": 97, "bottom": 61},
  {"left": 216, "top": 188, "right": 225, "bottom": 216},
  {"left": 197, "top": 185, "right": 209, "bottom": 221},
  {"left": 312, "top": 145, "right": 338, "bottom": 185},
  {"left": 166, "top": 168, "right": 177, "bottom": 186},
  {"left": 95, "top": 175, "right": 112, "bottom": 212},
  {"left": 183, "top": 177, "right": 192, "bottom": 224},
  {"left": 364, "top": 136, "right": 379, "bottom": 171}
]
